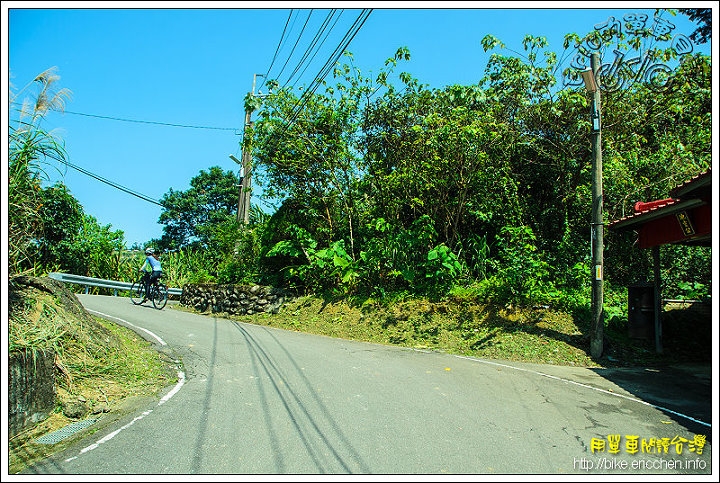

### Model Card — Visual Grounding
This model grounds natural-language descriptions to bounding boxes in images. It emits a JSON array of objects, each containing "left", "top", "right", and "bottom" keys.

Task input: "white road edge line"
[
  {"left": 63, "top": 311, "right": 186, "bottom": 462},
  {"left": 453, "top": 353, "right": 711, "bottom": 428},
  {"left": 88, "top": 309, "right": 167, "bottom": 346}
]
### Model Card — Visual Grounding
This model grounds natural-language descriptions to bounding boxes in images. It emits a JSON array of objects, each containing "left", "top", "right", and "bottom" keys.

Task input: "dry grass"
[{"left": 8, "top": 280, "right": 178, "bottom": 474}]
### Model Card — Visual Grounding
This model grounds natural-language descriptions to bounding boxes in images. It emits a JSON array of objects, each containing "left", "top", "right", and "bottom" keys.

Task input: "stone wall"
[
  {"left": 8, "top": 349, "right": 56, "bottom": 438},
  {"left": 180, "top": 283, "right": 290, "bottom": 315}
]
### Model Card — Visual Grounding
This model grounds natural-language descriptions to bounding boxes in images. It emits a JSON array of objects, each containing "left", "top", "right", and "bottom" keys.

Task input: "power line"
[
  {"left": 10, "top": 101, "right": 239, "bottom": 131},
  {"left": 62, "top": 110, "right": 238, "bottom": 131},
  {"left": 258, "top": 9, "right": 295, "bottom": 93},
  {"left": 272, "top": 9, "right": 315, "bottom": 87},
  {"left": 59, "top": 160, "right": 163, "bottom": 206},
  {"left": 281, "top": 9, "right": 344, "bottom": 90},
  {"left": 253, "top": 8, "right": 373, "bottom": 153},
  {"left": 286, "top": 9, "right": 373, "bottom": 126},
  {"left": 261, "top": 8, "right": 348, "bottom": 92}
]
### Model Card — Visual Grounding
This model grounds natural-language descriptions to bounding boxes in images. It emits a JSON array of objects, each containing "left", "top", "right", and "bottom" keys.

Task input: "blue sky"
[{"left": 4, "top": 2, "right": 714, "bottom": 248}]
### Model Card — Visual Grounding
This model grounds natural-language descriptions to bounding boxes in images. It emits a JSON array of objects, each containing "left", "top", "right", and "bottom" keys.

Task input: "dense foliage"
[
  {"left": 246, "top": 28, "right": 711, "bottom": 309},
  {"left": 9, "top": 67, "right": 71, "bottom": 275},
  {"left": 9, "top": 14, "right": 711, "bottom": 321},
  {"left": 9, "top": 68, "right": 124, "bottom": 280}
]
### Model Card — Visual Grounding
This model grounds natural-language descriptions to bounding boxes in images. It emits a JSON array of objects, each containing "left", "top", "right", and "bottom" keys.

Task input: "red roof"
[
  {"left": 633, "top": 198, "right": 677, "bottom": 214},
  {"left": 608, "top": 168, "right": 712, "bottom": 248},
  {"left": 669, "top": 168, "right": 712, "bottom": 199},
  {"left": 609, "top": 168, "right": 712, "bottom": 230}
]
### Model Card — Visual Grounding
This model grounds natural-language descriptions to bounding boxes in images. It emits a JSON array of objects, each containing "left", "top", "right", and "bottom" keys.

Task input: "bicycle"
[{"left": 130, "top": 272, "right": 169, "bottom": 310}]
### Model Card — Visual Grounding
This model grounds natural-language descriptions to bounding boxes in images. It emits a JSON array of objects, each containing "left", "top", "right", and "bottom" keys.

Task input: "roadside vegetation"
[
  {"left": 9, "top": 16, "right": 712, "bottom": 309},
  {"left": 9, "top": 279, "right": 711, "bottom": 473},
  {"left": 8, "top": 277, "right": 177, "bottom": 474},
  {"left": 184, "top": 292, "right": 712, "bottom": 369}
]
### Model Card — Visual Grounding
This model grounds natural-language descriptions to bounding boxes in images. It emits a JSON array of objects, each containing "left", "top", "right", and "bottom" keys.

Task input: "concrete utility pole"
[
  {"left": 237, "top": 73, "right": 263, "bottom": 225},
  {"left": 582, "top": 52, "right": 604, "bottom": 359}
]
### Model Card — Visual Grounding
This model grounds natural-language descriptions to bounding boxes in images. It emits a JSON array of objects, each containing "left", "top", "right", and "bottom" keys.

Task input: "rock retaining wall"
[
  {"left": 179, "top": 283, "right": 290, "bottom": 315},
  {"left": 8, "top": 349, "right": 56, "bottom": 438}
]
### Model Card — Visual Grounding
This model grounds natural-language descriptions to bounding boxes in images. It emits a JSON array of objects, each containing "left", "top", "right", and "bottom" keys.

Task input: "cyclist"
[{"left": 139, "top": 247, "right": 163, "bottom": 302}]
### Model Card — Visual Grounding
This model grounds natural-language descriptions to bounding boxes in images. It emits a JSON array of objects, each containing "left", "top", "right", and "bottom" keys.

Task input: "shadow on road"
[{"left": 590, "top": 363, "right": 712, "bottom": 442}]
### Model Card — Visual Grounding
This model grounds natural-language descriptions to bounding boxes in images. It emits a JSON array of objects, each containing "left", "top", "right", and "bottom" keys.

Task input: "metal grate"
[{"left": 35, "top": 418, "right": 98, "bottom": 445}]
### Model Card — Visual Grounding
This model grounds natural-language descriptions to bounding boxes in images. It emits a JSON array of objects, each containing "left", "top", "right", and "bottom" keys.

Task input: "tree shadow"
[
  {"left": 311, "top": 292, "right": 712, "bottom": 442},
  {"left": 465, "top": 304, "right": 593, "bottom": 355},
  {"left": 469, "top": 302, "right": 712, "bottom": 443}
]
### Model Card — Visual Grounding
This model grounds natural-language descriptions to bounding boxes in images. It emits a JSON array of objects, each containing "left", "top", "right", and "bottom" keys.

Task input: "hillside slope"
[{"left": 8, "top": 276, "right": 178, "bottom": 474}]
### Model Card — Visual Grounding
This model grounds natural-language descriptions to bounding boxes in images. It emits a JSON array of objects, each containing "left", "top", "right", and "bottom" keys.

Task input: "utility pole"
[
  {"left": 237, "top": 73, "right": 263, "bottom": 225},
  {"left": 229, "top": 154, "right": 243, "bottom": 222},
  {"left": 582, "top": 52, "right": 604, "bottom": 359}
]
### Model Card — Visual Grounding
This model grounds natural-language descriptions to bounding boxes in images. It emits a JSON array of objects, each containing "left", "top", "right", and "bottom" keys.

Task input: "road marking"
[
  {"left": 88, "top": 309, "right": 167, "bottom": 346},
  {"left": 63, "top": 310, "right": 187, "bottom": 462},
  {"left": 452, "top": 354, "right": 711, "bottom": 428},
  {"left": 64, "top": 371, "right": 186, "bottom": 462}
]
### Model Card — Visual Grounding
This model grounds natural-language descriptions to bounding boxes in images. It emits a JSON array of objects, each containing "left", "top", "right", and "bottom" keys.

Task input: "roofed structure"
[
  {"left": 609, "top": 168, "right": 712, "bottom": 248},
  {"left": 607, "top": 167, "right": 712, "bottom": 354}
]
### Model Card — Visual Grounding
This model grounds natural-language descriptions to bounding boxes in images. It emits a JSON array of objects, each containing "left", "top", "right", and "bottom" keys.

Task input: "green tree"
[
  {"left": 480, "top": 27, "right": 711, "bottom": 294},
  {"left": 678, "top": 8, "right": 712, "bottom": 44},
  {"left": 248, "top": 26, "right": 710, "bottom": 305},
  {"left": 59, "top": 214, "right": 126, "bottom": 279},
  {"left": 473, "top": 34, "right": 592, "bottom": 287},
  {"left": 158, "top": 166, "right": 240, "bottom": 249},
  {"left": 253, "top": 49, "right": 381, "bottom": 258},
  {"left": 254, "top": 47, "right": 473, "bottom": 295},
  {"left": 34, "top": 183, "right": 85, "bottom": 269},
  {"left": 156, "top": 166, "right": 266, "bottom": 285},
  {"left": 29, "top": 182, "right": 127, "bottom": 280},
  {"left": 361, "top": 80, "right": 507, "bottom": 282},
  {"left": 600, "top": 53, "right": 711, "bottom": 290}
]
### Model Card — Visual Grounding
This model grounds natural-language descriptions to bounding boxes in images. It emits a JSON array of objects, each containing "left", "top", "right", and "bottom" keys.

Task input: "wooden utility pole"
[
  {"left": 229, "top": 154, "right": 243, "bottom": 222},
  {"left": 237, "top": 107, "right": 253, "bottom": 225},
  {"left": 589, "top": 52, "right": 604, "bottom": 359},
  {"left": 237, "top": 74, "right": 262, "bottom": 225}
]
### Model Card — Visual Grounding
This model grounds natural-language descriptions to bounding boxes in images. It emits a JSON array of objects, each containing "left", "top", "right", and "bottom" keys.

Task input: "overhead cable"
[
  {"left": 62, "top": 110, "right": 238, "bottom": 131},
  {"left": 60, "top": 160, "right": 163, "bottom": 206},
  {"left": 286, "top": 9, "right": 373, "bottom": 126},
  {"left": 260, "top": 8, "right": 372, "bottom": 154},
  {"left": 258, "top": 9, "right": 295, "bottom": 93},
  {"left": 281, "top": 9, "right": 343, "bottom": 89},
  {"left": 271, "top": 9, "right": 315, "bottom": 87}
]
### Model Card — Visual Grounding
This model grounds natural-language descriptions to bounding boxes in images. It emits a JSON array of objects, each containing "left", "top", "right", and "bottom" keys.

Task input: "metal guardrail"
[{"left": 48, "top": 272, "right": 183, "bottom": 297}]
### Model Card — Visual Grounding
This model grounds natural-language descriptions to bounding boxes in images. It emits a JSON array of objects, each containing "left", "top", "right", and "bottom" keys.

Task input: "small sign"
[
  {"left": 595, "top": 264, "right": 602, "bottom": 281},
  {"left": 676, "top": 211, "right": 695, "bottom": 236}
]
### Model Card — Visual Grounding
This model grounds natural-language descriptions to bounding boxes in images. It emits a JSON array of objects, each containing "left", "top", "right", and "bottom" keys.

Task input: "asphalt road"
[{"left": 22, "top": 294, "right": 713, "bottom": 476}]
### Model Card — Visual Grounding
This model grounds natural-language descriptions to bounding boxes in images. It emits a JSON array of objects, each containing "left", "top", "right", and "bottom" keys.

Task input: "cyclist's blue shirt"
[{"left": 142, "top": 256, "right": 162, "bottom": 272}]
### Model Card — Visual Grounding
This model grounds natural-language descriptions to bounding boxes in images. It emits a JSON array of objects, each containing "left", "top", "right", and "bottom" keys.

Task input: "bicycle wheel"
[
  {"left": 152, "top": 282, "right": 168, "bottom": 310},
  {"left": 130, "top": 280, "right": 147, "bottom": 305}
]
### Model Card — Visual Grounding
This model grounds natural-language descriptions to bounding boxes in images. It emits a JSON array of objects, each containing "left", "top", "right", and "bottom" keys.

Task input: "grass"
[{"left": 178, "top": 293, "right": 712, "bottom": 369}]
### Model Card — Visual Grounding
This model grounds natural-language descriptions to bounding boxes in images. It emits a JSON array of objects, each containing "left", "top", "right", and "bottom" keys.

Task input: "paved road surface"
[{"left": 23, "top": 295, "right": 712, "bottom": 475}]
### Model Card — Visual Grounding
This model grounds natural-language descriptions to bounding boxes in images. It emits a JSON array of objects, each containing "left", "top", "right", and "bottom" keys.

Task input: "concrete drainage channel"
[{"left": 34, "top": 418, "right": 98, "bottom": 445}]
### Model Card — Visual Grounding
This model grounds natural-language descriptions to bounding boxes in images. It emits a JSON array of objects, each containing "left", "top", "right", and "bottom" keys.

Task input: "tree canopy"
[
  {"left": 245, "top": 21, "right": 711, "bottom": 302},
  {"left": 157, "top": 166, "right": 240, "bottom": 249},
  {"left": 679, "top": 8, "right": 712, "bottom": 44}
]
